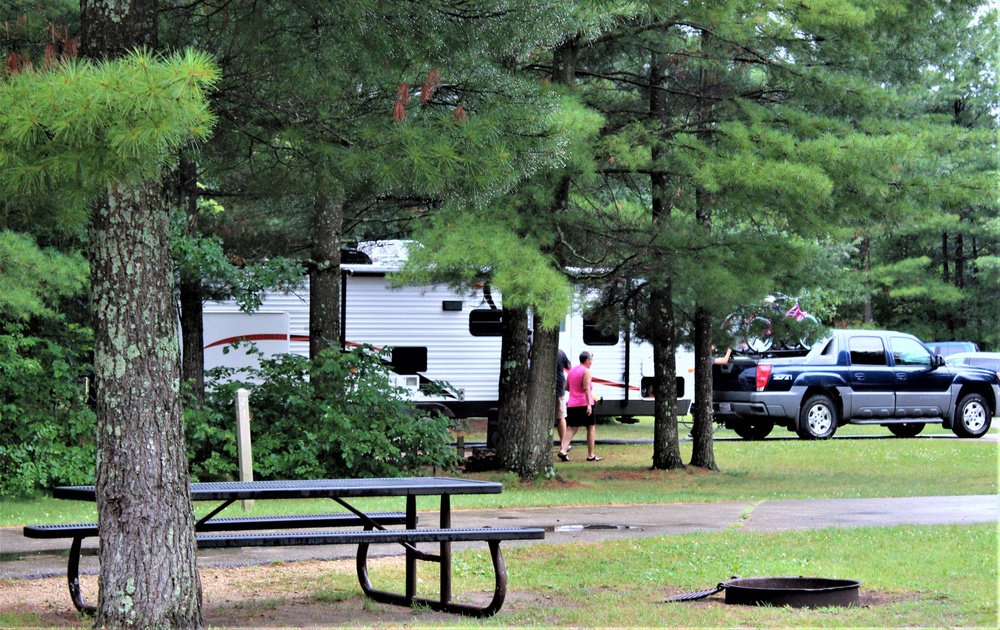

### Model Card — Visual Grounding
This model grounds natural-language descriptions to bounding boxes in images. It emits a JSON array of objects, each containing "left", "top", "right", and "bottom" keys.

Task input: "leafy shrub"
[
  {"left": 0, "top": 231, "right": 95, "bottom": 497},
  {"left": 0, "top": 321, "right": 96, "bottom": 497},
  {"left": 185, "top": 346, "right": 458, "bottom": 481}
]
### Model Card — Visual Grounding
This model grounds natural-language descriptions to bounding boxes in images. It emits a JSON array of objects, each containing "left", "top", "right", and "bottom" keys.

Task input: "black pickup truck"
[{"left": 712, "top": 329, "right": 999, "bottom": 440}]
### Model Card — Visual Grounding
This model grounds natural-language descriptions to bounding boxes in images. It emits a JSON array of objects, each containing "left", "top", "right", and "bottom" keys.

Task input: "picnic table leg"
[
  {"left": 67, "top": 536, "right": 96, "bottom": 615},
  {"left": 440, "top": 494, "right": 452, "bottom": 604},
  {"left": 355, "top": 538, "right": 510, "bottom": 618},
  {"left": 405, "top": 495, "right": 417, "bottom": 602}
]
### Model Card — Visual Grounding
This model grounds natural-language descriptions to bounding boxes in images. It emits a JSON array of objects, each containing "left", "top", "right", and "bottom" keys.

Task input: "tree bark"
[
  {"left": 80, "top": 0, "right": 157, "bottom": 59},
  {"left": 177, "top": 154, "right": 205, "bottom": 405},
  {"left": 179, "top": 275, "right": 205, "bottom": 404},
  {"left": 941, "top": 232, "right": 950, "bottom": 284},
  {"left": 689, "top": 177, "right": 716, "bottom": 469},
  {"left": 496, "top": 307, "right": 530, "bottom": 470},
  {"left": 649, "top": 49, "right": 682, "bottom": 470},
  {"left": 89, "top": 182, "right": 203, "bottom": 629},
  {"left": 954, "top": 232, "right": 965, "bottom": 289},
  {"left": 650, "top": 283, "right": 683, "bottom": 469},
  {"left": 689, "top": 305, "right": 718, "bottom": 470},
  {"left": 82, "top": 2, "right": 202, "bottom": 626},
  {"left": 521, "top": 320, "right": 559, "bottom": 479},
  {"left": 861, "top": 232, "right": 873, "bottom": 324},
  {"left": 309, "top": 194, "right": 344, "bottom": 361}
]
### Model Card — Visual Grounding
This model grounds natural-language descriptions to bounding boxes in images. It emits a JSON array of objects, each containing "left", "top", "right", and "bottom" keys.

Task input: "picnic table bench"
[{"left": 27, "top": 478, "right": 544, "bottom": 618}]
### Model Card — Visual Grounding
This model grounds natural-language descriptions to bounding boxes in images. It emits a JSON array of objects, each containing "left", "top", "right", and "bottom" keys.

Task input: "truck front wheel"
[
  {"left": 732, "top": 420, "right": 774, "bottom": 440},
  {"left": 797, "top": 394, "right": 838, "bottom": 440},
  {"left": 953, "top": 393, "right": 992, "bottom": 438}
]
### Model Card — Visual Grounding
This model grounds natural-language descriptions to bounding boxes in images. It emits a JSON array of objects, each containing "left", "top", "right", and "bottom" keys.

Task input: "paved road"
[{"left": 2, "top": 495, "right": 996, "bottom": 580}]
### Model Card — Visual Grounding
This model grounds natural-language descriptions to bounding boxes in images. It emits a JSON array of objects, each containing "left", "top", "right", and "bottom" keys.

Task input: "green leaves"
[
  {"left": 186, "top": 347, "right": 458, "bottom": 481},
  {"left": 0, "top": 48, "right": 218, "bottom": 215},
  {"left": 398, "top": 210, "right": 575, "bottom": 328}
]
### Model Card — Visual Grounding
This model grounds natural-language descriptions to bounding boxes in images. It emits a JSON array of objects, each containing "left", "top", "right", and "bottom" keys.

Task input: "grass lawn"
[
  {"left": 0, "top": 424, "right": 996, "bottom": 628},
  {"left": 4, "top": 524, "right": 993, "bottom": 627},
  {"left": 1, "top": 422, "right": 995, "bottom": 525}
]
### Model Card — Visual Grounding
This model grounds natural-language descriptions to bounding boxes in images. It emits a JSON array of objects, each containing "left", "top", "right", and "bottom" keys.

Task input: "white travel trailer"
[{"left": 203, "top": 258, "right": 694, "bottom": 420}]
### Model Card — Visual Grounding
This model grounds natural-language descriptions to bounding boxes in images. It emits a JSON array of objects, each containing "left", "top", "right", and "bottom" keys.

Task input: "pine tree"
[
  {"left": 164, "top": 0, "right": 574, "bottom": 372},
  {"left": 2, "top": 6, "right": 217, "bottom": 623}
]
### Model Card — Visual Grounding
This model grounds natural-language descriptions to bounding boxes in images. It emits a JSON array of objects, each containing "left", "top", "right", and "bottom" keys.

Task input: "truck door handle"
[
  {"left": 854, "top": 374, "right": 864, "bottom": 381},
  {"left": 896, "top": 373, "right": 906, "bottom": 381}
]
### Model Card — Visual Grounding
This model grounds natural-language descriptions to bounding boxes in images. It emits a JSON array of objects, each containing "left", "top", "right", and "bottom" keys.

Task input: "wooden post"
[{"left": 235, "top": 388, "right": 253, "bottom": 510}]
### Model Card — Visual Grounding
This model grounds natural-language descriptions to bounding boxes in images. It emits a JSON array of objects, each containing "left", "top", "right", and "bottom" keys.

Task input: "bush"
[
  {"left": 185, "top": 346, "right": 459, "bottom": 481},
  {"left": 0, "top": 322, "right": 96, "bottom": 497}
]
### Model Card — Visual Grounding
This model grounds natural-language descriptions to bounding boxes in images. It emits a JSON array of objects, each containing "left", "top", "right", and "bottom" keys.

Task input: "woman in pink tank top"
[{"left": 558, "top": 351, "right": 602, "bottom": 462}]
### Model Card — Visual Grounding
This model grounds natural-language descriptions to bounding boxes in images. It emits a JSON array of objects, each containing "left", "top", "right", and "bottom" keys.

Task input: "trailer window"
[
  {"left": 640, "top": 376, "right": 684, "bottom": 398},
  {"left": 390, "top": 347, "right": 427, "bottom": 374},
  {"left": 582, "top": 317, "right": 619, "bottom": 346},
  {"left": 469, "top": 309, "right": 503, "bottom": 336}
]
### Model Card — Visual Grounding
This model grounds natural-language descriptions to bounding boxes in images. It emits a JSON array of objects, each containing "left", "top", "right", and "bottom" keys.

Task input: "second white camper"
[{"left": 203, "top": 263, "right": 694, "bottom": 420}]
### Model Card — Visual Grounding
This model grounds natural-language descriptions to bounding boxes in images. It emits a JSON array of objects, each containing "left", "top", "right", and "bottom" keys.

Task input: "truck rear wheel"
[
  {"left": 953, "top": 393, "right": 991, "bottom": 438},
  {"left": 732, "top": 420, "right": 774, "bottom": 440},
  {"left": 797, "top": 394, "right": 838, "bottom": 440},
  {"left": 887, "top": 423, "right": 924, "bottom": 438}
]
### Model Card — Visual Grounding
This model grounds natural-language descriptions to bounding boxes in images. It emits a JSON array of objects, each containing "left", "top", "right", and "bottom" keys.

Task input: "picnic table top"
[{"left": 53, "top": 477, "right": 504, "bottom": 502}]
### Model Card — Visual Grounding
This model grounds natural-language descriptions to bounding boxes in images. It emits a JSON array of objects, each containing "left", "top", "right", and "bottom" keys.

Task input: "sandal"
[
  {"left": 557, "top": 452, "right": 570, "bottom": 462},
  {"left": 587, "top": 456, "right": 602, "bottom": 462}
]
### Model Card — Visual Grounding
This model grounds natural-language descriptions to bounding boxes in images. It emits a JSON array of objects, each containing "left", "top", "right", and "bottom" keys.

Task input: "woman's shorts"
[{"left": 566, "top": 405, "right": 595, "bottom": 427}]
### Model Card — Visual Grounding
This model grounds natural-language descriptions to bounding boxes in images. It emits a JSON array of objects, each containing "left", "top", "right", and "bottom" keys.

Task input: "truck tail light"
[{"left": 755, "top": 364, "right": 773, "bottom": 391}]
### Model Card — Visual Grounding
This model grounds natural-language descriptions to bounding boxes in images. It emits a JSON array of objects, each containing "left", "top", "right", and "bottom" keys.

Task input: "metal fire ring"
[{"left": 666, "top": 576, "right": 861, "bottom": 608}]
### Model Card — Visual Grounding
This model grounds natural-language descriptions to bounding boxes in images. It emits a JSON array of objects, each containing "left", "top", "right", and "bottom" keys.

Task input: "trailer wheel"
[
  {"left": 953, "top": 393, "right": 991, "bottom": 438},
  {"left": 732, "top": 420, "right": 774, "bottom": 440},
  {"left": 887, "top": 423, "right": 924, "bottom": 438},
  {"left": 797, "top": 394, "right": 838, "bottom": 440},
  {"left": 416, "top": 403, "right": 455, "bottom": 420}
]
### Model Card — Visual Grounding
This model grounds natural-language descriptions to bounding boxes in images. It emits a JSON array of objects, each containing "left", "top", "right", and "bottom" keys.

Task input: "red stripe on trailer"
[{"left": 204, "top": 334, "right": 288, "bottom": 349}]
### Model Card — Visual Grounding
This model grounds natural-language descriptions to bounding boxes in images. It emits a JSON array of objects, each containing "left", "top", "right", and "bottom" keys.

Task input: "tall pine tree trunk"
[
  {"left": 650, "top": 283, "right": 683, "bottom": 469},
  {"left": 81, "top": 1, "right": 203, "bottom": 627},
  {"left": 690, "top": 304, "right": 718, "bottom": 470},
  {"left": 689, "top": 140, "right": 717, "bottom": 469},
  {"left": 496, "top": 307, "right": 530, "bottom": 469},
  {"left": 89, "top": 183, "right": 203, "bottom": 629},
  {"left": 649, "top": 49, "right": 682, "bottom": 470},
  {"left": 520, "top": 320, "right": 559, "bottom": 479},
  {"left": 177, "top": 154, "right": 205, "bottom": 405},
  {"left": 493, "top": 30, "right": 575, "bottom": 476},
  {"left": 179, "top": 275, "right": 205, "bottom": 403},
  {"left": 309, "top": 193, "right": 344, "bottom": 361},
  {"left": 861, "top": 231, "right": 873, "bottom": 323}
]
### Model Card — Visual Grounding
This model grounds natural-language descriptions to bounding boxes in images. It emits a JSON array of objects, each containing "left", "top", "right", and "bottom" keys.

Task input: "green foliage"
[
  {"left": 171, "top": 209, "right": 302, "bottom": 311},
  {"left": 0, "top": 230, "right": 88, "bottom": 319},
  {"left": 0, "top": 48, "right": 218, "bottom": 226},
  {"left": 0, "top": 321, "right": 96, "bottom": 498},
  {"left": 398, "top": 211, "right": 575, "bottom": 327},
  {"left": 0, "top": 230, "right": 94, "bottom": 497},
  {"left": 185, "top": 346, "right": 458, "bottom": 480}
]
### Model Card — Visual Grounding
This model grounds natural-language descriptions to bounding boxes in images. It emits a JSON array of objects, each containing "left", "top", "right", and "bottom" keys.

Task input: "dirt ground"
[
  {"left": 0, "top": 556, "right": 538, "bottom": 628},
  {"left": 1, "top": 556, "right": 909, "bottom": 629}
]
